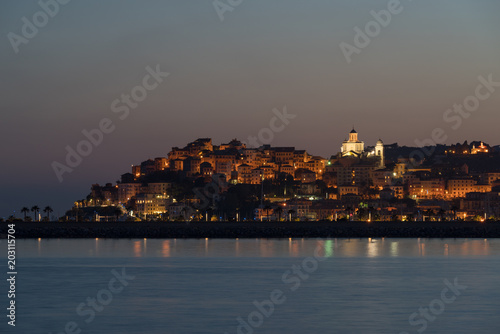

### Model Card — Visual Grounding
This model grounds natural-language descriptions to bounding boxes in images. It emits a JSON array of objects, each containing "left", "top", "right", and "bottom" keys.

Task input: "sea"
[{"left": 3, "top": 238, "right": 500, "bottom": 334}]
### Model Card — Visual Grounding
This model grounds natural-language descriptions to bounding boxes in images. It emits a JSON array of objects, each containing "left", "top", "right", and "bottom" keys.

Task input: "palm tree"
[
  {"left": 21, "top": 207, "right": 29, "bottom": 221},
  {"left": 72, "top": 207, "right": 82, "bottom": 222},
  {"left": 31, "top": 206, "right": 40, "bottom": 222},
  {"left": 275, "top": 206, "right": 283, "bottom": 222},
  {"left": 43, "top": 206, "right": 53, "bottom": 221}
]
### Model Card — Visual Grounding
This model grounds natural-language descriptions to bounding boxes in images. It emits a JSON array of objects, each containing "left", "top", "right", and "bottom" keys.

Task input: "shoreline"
[{"left": 2, "top": 221, "right": 500, "bottom": 239}]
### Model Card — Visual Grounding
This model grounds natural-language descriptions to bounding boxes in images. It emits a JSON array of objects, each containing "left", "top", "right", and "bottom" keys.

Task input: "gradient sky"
[{"left": 1, "top": 0, "right": 499, "bottom": 218}]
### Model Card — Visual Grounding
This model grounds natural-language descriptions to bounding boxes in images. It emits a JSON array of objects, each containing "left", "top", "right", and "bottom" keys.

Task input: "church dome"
[
  {"left": 376, "top": 139, "right": 383, "bottom": 145},
  {"left": 350, "top": 129, "right": 357, "bottom": 134}
]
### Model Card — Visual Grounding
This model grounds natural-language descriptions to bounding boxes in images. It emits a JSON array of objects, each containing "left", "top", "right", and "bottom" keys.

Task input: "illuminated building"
[
  {"left": 338, "top": 185, "right": 359, "bottom": 197},
  {"left": 341, "top": 129, "right": 365, "bottom": 157},
  {"left": 409, "top": 179, "right": 445, "bottom": 200},
  {"left": 446, "top": 178, "right": 491, "bottom": 198},
  {"left": 480, "top": 172, "right": 500, "bottom": 185},
  {"left": 135, "top": 193, "right": 171, "bottom": 218},
  {"left": 118, "top": 182, "right": 141, "bottom": 203},
  {"left": 471, "top": 142, "right": 489, "bottom": 154}
]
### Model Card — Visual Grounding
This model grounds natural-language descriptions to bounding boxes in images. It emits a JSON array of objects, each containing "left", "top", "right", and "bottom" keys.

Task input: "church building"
[
  {"left": 340, "top": 128, "right": 385, "bottom": 169},
  {"left": 341, "top": 129, "right": 364, "bottom": 157}
]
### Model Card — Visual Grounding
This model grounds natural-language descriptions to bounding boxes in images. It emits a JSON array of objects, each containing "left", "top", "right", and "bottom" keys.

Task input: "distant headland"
[{"left": 8, "top": 130, "right": 500, "bottom": 225}]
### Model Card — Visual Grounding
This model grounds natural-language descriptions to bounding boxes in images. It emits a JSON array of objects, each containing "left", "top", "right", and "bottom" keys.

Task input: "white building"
[
  {"left": 340, "top": 128, "right": 385, "bottom": 169},
  {"left": 341, "top": 129, "right": 364, "bottom": 156},
  {"left": 375, "top": 139, "right": 384, "bottom": 169}
]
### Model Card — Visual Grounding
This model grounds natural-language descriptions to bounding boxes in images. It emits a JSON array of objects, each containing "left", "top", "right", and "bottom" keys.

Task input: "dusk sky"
[{"left": 1, "top": 0, "right": 499, "bottom": 218}]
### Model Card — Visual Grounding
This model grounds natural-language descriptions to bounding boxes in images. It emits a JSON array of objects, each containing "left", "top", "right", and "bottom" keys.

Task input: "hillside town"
[{"left": 68, "top": 129, "right": 500, "bottom": 222}]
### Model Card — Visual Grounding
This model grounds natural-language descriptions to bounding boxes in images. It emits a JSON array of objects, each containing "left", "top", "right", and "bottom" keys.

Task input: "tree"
[
  {"left": 263, "top": 205, "right": 272, "bottom": 221},
  {"left": 357, "top": 207, "right": 368, "bottom": 221},
  {"left": 181, "top": 206, "right": 190, "bottom": 221},
  {"left": 161, "top": 210, "right": 170, "bottom": 221},
  {"left": 21, "top": 207, "right": 29, "bottom": 221},
  {"left": 43, "top": 206, "right": 53, "bottom": 221},
  {"left": 424, "top": 209, "right": 434, "bottom": 221},
  {"left": 451, "top": 205, "right": 459, "bottom": 221},
  {"left": 346, "top": 206, "right": 353, "bottom": 221},
  {"left": 438, "top": 209, "right": 446, "bottom": 221},
  {"left": 275, "top": 206, "right": 283, "bottom": 221},
  {"left": 70, "top": 206, "right": 83, "bottom": 222},
  {"left": 113, "top": 207, "right": 122, "bottom": 221},
  {"left": 31, "top": 206, "right": 40, "bottom": 222},
  {"left": 192, "top": 209, "right": 202, "bottom": 221}
]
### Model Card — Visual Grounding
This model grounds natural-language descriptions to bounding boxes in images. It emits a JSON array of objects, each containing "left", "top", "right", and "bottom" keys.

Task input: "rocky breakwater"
[{"left": 2, "top": 221, "right": 500, "bottom": 239}]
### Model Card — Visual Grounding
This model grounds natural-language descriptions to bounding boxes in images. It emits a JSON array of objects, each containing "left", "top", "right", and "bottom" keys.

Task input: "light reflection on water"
[
  {"left": 21, "top": 238, "right": 499, "bottom": 258},
  {"left": 7, "top": 238, "right": 500, "bottom": 333},
  {"left": 161, "top": 240, "right": 170, "bottom": 257}
]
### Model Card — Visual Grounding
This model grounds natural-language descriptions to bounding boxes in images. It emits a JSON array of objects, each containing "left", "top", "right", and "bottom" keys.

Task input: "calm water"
[{"left": 3, "top": 238, "right": 500, "bottom": 333}]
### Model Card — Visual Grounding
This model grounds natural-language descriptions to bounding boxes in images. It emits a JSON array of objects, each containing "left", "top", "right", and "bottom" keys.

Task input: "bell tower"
[
  {"left": 349, "top": 128, "right": 358, "bottom": 142},
  {"left": 375, "top": 139, "right": 384, "bottom": 168}
]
